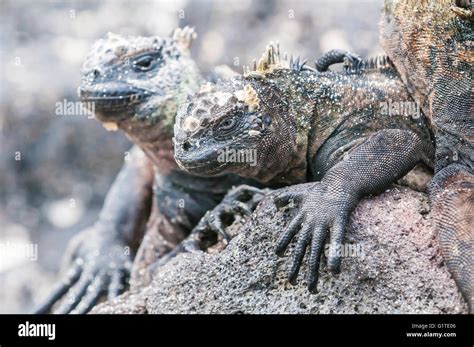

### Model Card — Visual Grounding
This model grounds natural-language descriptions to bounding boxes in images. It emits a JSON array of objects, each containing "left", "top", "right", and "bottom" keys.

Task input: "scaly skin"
[
  {"left": 314, "top": 49, "right": 364, "bottom": 72},
  {"left": 33, "top": 28, "right": 265, "bottom": 314},
  {"left": 380, "top": 0, "right": 473, "bottom": 311},
  {"left": 173, "top": 44, "right": 435, "bottom": 296}
]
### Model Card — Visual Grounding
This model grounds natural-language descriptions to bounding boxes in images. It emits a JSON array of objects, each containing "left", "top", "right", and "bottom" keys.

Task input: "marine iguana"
[
  {"left": 174, "top": 0, "right": 473, "bottom": 310},
  {"left": 172, "top": 43, "right": 441, "bottom": 301},
  {"left": 33, "top": 27, "right": 267, "bottom": 314},
  {"left": 380, "top": 0, "right": 473, "bottom": 311}
]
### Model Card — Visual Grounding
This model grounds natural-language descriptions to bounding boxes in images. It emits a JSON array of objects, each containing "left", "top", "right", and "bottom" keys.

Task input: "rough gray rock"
[{"left": 92, "top": 186, "right": 468, "bottom": 314}]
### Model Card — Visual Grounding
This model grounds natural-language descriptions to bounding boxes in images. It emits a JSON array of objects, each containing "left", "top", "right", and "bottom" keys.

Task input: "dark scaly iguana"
[
  {"left": 173, "top": 42, "right": 436, "bottom": 297},
  {"left": 174, "top": 0, "right": 473, "bottom": 310},
  {"left": 380, "top": 0, "right": 473, "bottom": 311},
  {"left": 33, "top": 28, "right": 267, "bottom": 314}
]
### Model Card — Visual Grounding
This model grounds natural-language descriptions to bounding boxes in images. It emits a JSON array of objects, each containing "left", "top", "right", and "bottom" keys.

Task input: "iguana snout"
[{"left": 79, "top": 82, "right": 150, "bottom": 117}]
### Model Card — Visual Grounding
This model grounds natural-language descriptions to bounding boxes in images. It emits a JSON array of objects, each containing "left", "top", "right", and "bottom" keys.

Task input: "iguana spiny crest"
[{"left": 242, "top": 41, "right": 315, "bottom": 77}]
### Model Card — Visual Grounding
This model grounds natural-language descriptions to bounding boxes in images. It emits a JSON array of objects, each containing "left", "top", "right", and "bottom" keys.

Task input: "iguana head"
[
  {"left": 79, "top": 27, "right": 201, "bottom": 134},
  {"left": 174, "top": 44, "right": 311, "bottom": 183}
]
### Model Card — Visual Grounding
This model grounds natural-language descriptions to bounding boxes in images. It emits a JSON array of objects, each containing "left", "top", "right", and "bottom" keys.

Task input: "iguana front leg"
[
  {"left": 274, "top": 129, "right": 431, "bottom": 292},
  {"left": 33, "top": 146, "right": 153, "bottom": 314}
]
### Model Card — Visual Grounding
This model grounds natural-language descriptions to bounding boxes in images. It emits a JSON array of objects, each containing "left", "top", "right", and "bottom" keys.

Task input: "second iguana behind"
[{"left": 33, "top": 28, "right": 266, "bottom": 314}]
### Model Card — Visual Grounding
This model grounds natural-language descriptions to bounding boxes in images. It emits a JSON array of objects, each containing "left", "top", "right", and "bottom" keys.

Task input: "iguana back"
[{"left": 380, "top": 0, "right": 473, "bottom": 169}]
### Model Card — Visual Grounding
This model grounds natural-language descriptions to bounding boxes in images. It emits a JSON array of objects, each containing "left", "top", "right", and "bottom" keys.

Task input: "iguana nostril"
[
  {"left": 93, "top": 69, "right": 100, "bottom": 78},
  {"left": 182, "top": 140, "right": 192, "bottom": 151}
]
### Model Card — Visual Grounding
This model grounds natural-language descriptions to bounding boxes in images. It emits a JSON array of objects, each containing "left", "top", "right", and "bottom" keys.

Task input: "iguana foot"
[
  {"left": 32, "top": 225, "right": 131, "bottom": 314},
  {"left": 195, "top": 184, "right": 271, "bottom": 242},
  {"left": 156, "top": 185, "right": 271, "bottom": 266},
  {"left": 314, "top": 49, "right": 363, "bottom": 72},
  {"left": 272, "top": 182, "right": 356, "bottom": 292}
]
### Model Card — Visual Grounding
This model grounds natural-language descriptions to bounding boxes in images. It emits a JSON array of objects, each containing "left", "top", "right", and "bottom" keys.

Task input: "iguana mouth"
[
  {"left": 174, "top": 139, "right": 248, "bottom": 176},
  {"left": 176, "top": 159, "right": 230, "bottom": 176},
  {"left": 174, "top": 144, "right": 224, "bottom": 175},
  {"left": 79, "top": 83, "right": 151, "bottom": 112}
]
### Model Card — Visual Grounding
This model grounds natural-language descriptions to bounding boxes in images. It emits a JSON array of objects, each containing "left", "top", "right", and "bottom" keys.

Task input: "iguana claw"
[
  {"left": 32, "top": 225, "right": 131, "bottom": 314},
  {"left": 273, "top": 183, "right": 355, "bottom": 292},
  {"left": 156, "top": 185, "right": 271, "bottom": 267},
  {"left": 194, "top": 184, "right": 270, "bottom": 243}
]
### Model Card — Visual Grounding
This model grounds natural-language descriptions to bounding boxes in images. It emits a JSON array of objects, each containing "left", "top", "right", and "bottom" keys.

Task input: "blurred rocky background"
[{"left": 0, "top": 0, "right": 383, "bottom": 313}]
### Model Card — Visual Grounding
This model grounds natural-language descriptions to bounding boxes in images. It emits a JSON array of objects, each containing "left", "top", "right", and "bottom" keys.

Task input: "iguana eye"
[
  {"left": 132, "top": 55, "right": 155, "bottom": 72},
  {"left": 219, "top": 118, "right": 236, "bottom": 130},
  {"left": 263, "top": 114, "right": 272, "bottom": 126}
]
